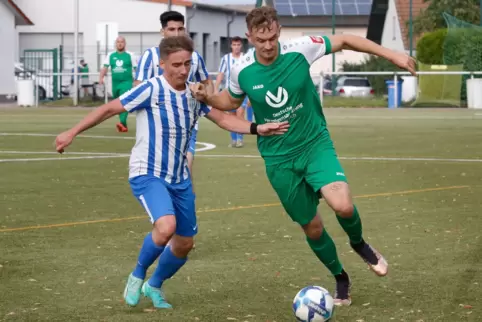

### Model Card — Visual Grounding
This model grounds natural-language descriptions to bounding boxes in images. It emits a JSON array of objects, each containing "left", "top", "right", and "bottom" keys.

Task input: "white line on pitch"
[
  {"left": 0, "top": 155, "right": 129, "bottom": 163},
  {"left": 0, "top": 150, "right": 126, "bottom": 155},
  {"left": 195, "top": 154, "right": 482, "bottom": 163}
]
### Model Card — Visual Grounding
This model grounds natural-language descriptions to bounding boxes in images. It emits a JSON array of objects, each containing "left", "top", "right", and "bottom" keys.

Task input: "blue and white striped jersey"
[
  {"left": 119, "top": 75, "right": 211, "bottom": 183},
  {"left": 135, "top": 45, "right": 209, "bottom": 83},
  {"left": 218, "top": 53, "right": 244, "bottom": 89}
]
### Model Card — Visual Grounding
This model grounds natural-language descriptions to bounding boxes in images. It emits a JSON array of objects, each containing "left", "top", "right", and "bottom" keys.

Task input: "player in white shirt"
[{"left": 54, "top": 35, "right": 289, "bottom": 309}]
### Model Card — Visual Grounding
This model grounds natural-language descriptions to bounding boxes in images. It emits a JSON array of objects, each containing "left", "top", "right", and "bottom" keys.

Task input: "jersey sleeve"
[
  {"left": 218, "top": 55, "right": 227, "bottom": 74},
  {"left": 129, "top": 52, "right": 137, "bottom": 70},
  {"left": 228, "top": 64, "right": 245, "bottom": 99},
  {"left": 199, "top": 102, "right": 211, "bottom": 117},
  {"left": 103, "top": 52, "right": 111, "bottom": 68},
  {"left": 135, "top": 49, "right": 153, "bottom": 81},
  {"left": 193, "top": 53, "right": 209, "bottom": 82},
  {"left": 297, "top": 35, "right": 332, "bottom": 65},
  {"left": 119, "top": 81, "right": 152, "bottom": 113}
]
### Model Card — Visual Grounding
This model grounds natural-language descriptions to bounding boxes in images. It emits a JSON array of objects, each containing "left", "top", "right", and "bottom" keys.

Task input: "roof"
[
  {"left": 138, "top": 0, "right": 193, "bottom": 7},
  {"left": 189, "top": 2, "right": 253, "bottom": 14},
  {"left": 266, "top": 0, "right": 372, "bottom": 17},
  {"left": 395, "top": 0, "right": 429, "bottom": 50},
  {"left": 4, "top": 0, "right": 33, "bottom": 25}
]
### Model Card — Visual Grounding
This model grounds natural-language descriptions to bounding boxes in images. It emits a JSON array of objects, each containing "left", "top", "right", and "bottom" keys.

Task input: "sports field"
[{"left": 0, "top": 107, "right": 481, "bottom": 321}]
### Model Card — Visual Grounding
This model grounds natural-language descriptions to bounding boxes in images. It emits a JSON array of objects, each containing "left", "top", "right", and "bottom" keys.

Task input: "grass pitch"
[{"left": 0, "top": 107, "right": 481, "bottom": 321}]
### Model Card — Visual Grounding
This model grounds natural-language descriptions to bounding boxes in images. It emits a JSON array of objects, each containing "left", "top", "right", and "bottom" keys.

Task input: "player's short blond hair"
[
  {"left": 159, "top": 35, "right": 193, "bottom": 59},
  {"left": 246, "top": 6, "right": 279, "bottom": 32}
]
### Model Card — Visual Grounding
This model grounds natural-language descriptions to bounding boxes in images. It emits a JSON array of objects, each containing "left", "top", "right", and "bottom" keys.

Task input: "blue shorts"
[
  {"left": 129, "top": 175, "right": 197, "bottom": 237},
  {"left": 188, "top": 127, "right": 198, "bottom": 155}
]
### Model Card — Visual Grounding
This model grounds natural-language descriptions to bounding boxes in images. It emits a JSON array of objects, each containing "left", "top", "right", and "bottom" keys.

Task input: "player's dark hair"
[
  {"left": 246, "top": 6, "right": 279, "bottom": 32},
  {"left": 159, "top": 35, "right": 193, "bottom": 59},
  {"left": 231, "top": 36, "right": 242, "bottom": 43},
  {"left": 160, "top": 11, "right": 185, "bottom": 28}
]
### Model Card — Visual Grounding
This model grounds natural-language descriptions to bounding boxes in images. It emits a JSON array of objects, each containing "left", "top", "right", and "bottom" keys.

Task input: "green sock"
[
  {"left": 306, "top": 229, "right": 343, "bottom": 276},
  {"left": 119, "top": 112, "right": 128, "bottom": 127},
  {"left": 336, "top": 205, "right": 363, "bottom": 244}
]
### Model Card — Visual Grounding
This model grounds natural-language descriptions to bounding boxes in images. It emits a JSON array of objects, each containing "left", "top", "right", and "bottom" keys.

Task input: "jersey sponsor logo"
[
  {"left": 309, "top": 36, "right": 324, "bottom": 44},
  {"left": 265, "top": 87, "right": 288, "bottom": 108},
  {"left": 116, "top": 60, "right": 124, "bottom": 67}
]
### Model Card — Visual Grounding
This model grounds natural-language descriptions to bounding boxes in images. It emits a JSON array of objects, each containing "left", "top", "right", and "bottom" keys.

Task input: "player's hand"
[
  {"left": 256, "top": 121, "right": 290, "bottom": 136},
  {"left": 390, "top": 52, "right": 417, "bottom": 76},
  {"left": 189, "top": 82, "right": 208, "bottom": 102},
  {"left": 54, "top": 130, "right": 75, "bottom": 153}
]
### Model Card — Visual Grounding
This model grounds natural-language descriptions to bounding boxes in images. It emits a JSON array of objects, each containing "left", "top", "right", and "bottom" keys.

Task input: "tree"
[{"left": 412, "top": 0, "right": 480, "bottom": 36}]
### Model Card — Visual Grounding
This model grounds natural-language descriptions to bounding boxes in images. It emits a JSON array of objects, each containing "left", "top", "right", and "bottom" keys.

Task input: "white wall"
[
  {"left": 0, "top": 2, "right": 16, "bottom": 96},
  {"left": 381, "top": 0, "right": 405, "bottom": 52},
  {"left": 15, "top": 0, "right": 186, "bottom": 74},
  {"left": 280, "top": 27, "right": 369, "bottom": 75}
]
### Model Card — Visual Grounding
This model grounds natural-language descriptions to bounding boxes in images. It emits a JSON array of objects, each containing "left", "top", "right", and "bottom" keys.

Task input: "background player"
[
  {"left": 99, "top": 36, "right": 136, "bottom": 132},
  {"left": 215, "top": 36, "right": 248, "bottom": 147},
  {"left": 135, "top": 10, "right": 212, "bottom": 183},
  {"left": 190, "top": 6, "right": 416, "bottom": 307},
  {"left": 55, "top": 35, "right": 289, "bottom": 310}
]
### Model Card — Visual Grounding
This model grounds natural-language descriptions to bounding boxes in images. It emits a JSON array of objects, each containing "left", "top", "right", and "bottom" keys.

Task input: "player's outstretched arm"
[
  {"left": 329, "top": 35, "right": 417, "bottom": 75},
  {"left": 205, "top": 108, "right": 289, "bottom": 136},
  {"left": 55, "top": 99, "right": 126, "bottom": 153},
  {"left": 190, "top": 83, "right": 244, "bottom": 111}
]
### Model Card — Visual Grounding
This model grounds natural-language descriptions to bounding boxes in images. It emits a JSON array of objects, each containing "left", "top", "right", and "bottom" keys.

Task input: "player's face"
[
  {"left": 162, "top": 21, "right": 186, "bottom": 38},
  {"left": 246, "top": 21, "right": 280, "bottom": 62},
  {"left": 160, "top": 50, "right": 192, "bottom": 88},
  {"left": 116, "top": 38, "right": 126, "bottom": 52},
  {"left": 231, "top": 41, "right": 242, "bottom": 55}
]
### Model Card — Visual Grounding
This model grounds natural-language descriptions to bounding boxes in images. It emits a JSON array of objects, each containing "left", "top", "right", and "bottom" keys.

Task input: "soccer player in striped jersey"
[
  {"left": 135, "top": 11, "right": 212, "bottom": 181},
  {"left": 54, "top": 35, "right": 289, "bottom": 309},
  {"left": 215, "top": 36, "right": 250, "bottom": 147}
]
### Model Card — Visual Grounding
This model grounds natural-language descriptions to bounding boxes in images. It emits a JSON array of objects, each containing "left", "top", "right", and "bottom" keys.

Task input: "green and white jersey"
[
  {"left": 228, "top": 36, "right": 333, "bottom": 164},
  {"left": 103, "top": 51, "right": 136, "bottom": 83}
]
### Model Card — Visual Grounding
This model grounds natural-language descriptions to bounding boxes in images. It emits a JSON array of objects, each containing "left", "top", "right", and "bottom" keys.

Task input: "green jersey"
[
  {"left": 228, "top": 36, "right": 333, "bottom": 164},
  {"left": 103, "top": 51, "right": 136, "bottom": 83}
]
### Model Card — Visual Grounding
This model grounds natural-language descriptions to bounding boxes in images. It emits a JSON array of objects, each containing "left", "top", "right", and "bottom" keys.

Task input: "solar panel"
[{"left": 272, "top": 0, "right": 373, "bottom": 16}]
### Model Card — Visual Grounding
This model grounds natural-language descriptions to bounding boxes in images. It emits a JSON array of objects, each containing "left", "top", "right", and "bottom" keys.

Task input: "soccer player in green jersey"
[
  {"left": 191, "top": 6, "right": 416, "bottom": 306},
  {"left": 99, "top": 36, "right": 136, "bottom": 132}
]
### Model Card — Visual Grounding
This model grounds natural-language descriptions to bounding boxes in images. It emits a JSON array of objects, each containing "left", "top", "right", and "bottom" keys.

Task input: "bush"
[
  {"left": 416, "top": 28, "right": 447, "bottom": 64},
  {"left": 340, "top": 55, "right": 403, "bottom": 95}
]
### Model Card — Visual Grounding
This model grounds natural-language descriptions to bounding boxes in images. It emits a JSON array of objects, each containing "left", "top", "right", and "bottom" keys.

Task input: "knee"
[
  {"left": 152, "top": 215, "right": 176, "bottom": 245},
  {"left": 302, "top": 215, "right": 324, "bottom": 240},
  {"left": 333, "top": 202, "right": 354, "bottom": 218},
  {"left": 171, "top": 237, "right": 194, "bottom": 257}
]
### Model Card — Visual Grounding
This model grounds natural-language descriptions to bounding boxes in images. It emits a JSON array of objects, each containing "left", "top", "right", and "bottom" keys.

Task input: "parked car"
[
  {"left": 14, "top": 62, "right": 70, "bottom": 100},
  {"left": 335, "top": 76, "right": 374, "bottom": 97}
]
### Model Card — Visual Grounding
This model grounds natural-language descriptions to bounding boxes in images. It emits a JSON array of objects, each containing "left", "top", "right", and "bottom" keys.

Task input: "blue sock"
[
  {"left": 132, "top": 232, "right": 165, "bottom": 280},
  {"left": 148, "top": 246, "right": 187, "bottom": 288},
  {"left": 230, "top": 132, "right": 237, "bottom": 141},
  {"left": 246, "top": 107, "right": 253, "bottom": 122},
  {"left": 237, "top": 133, "right": 243, "bottom": 141}
]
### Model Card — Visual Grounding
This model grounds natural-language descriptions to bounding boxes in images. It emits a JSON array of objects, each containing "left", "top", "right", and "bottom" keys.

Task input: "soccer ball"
[{"left": 292, "top": 286, "right": 334, "bottom": 322}]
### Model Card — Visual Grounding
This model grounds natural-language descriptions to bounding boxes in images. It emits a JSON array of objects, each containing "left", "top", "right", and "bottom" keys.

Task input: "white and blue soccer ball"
[{"left": 292, "top": 286, "right": 334, "bottom": 322}]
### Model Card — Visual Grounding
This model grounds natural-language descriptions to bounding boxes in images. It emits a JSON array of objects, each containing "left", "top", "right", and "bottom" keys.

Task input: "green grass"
[
  {"left": 42, "top": 96, "right": 393, "bottom": 108},
  {"left": 0, "top": 107, "right": 481, "bottom": 321}
]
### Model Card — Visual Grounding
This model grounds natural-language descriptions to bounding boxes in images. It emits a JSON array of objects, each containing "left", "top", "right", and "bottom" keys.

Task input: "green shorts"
[
  {"left": 265, "top": 139, "right": 348, "bottom": 226},
  {"left": 112, "top": 81, "right": 133, "bottom": 99}
]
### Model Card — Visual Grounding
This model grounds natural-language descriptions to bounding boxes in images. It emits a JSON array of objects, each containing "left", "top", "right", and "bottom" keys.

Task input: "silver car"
[{"left": 335, "top": 76, "right": 374, "bottom": 97}]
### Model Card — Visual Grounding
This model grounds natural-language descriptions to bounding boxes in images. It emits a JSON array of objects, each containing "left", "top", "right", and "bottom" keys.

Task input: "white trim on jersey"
[{"left": 119, "top": 75, "right": 211, "bottom": 183}]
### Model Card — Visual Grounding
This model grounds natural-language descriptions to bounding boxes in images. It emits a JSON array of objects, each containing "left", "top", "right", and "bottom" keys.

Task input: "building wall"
[
  {"left": 15, "top": 0, "right": 186, "bottom": 72},
  {"left": 0, "top": 2, "right": 16, "bottom": 97},
  {"left": 280, "top": 26, "right": 370, "bottom": 75},
  {"left": 381, "top": 0, "right": 405, "bottom": 52},
  {"left": 186, "top": 7, "right": 248, "bottom": 72}
]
